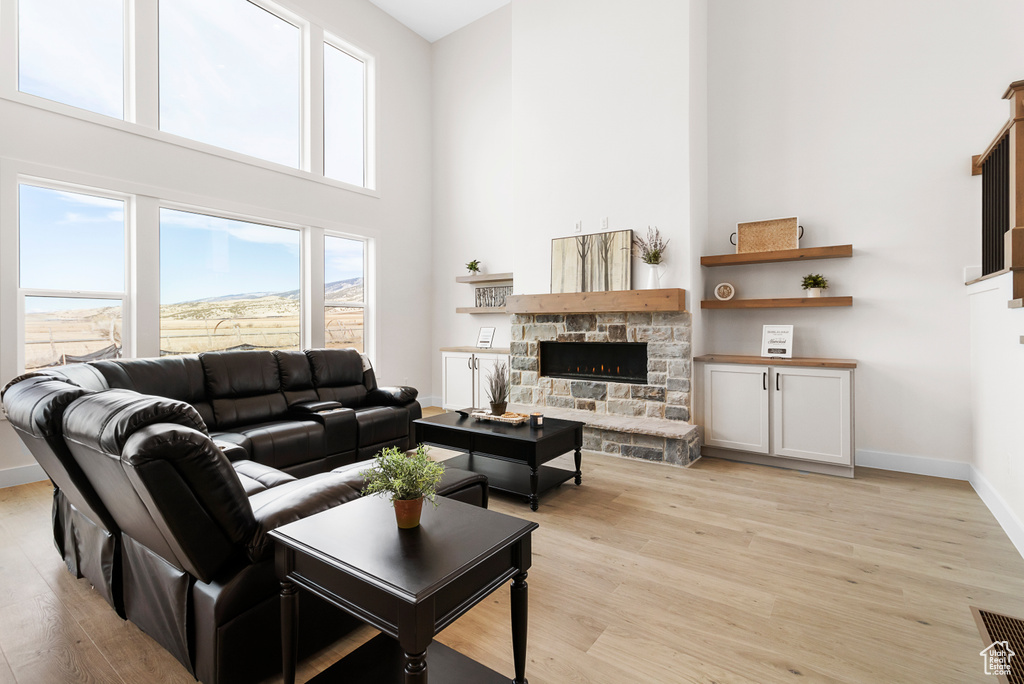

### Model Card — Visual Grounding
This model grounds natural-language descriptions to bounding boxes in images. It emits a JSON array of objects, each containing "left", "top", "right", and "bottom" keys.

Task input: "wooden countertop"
[
  {"left": 694, "top": 354, "right": 857, "bottom": 369},
  {"left": 440, "top": 347, "right": 511, "bottom": 354}
]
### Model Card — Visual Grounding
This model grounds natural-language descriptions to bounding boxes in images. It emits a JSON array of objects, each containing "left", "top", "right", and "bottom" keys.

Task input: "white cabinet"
[
  {"left": 441, "top": 349, "right": 510, "bottom": 410},
  {"left": 703, "top": 364, "right": 770, "bottom": 454},
  {"left": 771, "top": 366, "right": 851, "bottom": 465},
  {"left": 701, "top": 360, "right": 854, "bottom": 470},
  {"left": 442, "top": 352, "right": 476, "bottom": 410}
]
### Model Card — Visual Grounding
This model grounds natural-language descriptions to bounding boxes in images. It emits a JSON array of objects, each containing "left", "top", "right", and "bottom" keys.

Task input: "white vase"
[
  {"left": 806, "top": 288, "right": 822, "bottom": 298},
  {"left": 645, "top": 264, "right": 662, "bottom": 290}
]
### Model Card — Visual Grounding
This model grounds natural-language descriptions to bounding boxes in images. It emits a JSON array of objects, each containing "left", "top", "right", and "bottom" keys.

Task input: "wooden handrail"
[{"left": 972, "top": 80, "right": 1024, "bottom": 298}]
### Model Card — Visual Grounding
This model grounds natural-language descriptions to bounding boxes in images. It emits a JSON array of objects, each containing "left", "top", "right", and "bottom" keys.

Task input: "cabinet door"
[
  {"left": 475, "top": 353, "right": 510, "bottom": 408},
  {"left": 703, "top": 363, "right": 770, "bottom": 454},
  {"left": 442, "top": 352, "right": 475, "bottom": 410},
  {"left": 771, "top": 367, "right": 851, "bottom": 464}
]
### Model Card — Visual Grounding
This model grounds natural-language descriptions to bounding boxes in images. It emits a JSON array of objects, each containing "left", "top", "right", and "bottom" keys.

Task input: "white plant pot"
[
  {"left": 645, "top": 264, "right": 662, "bottom": 290},
  {"left": 806, "top": 288, "right": 823, "bottom": 298}
]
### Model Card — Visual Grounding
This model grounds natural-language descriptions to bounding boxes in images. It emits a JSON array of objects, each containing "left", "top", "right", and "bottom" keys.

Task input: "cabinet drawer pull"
[
  {"left": 763, "top": 372, "right": 767, "bottom": 390},
  {"left": 776, "top": 373, "right": 781, "bottom": 391}
]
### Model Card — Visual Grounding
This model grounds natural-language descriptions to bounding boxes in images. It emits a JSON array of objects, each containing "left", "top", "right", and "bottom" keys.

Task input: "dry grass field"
[{"left": 24, "top": 297, "right": 363, "bottom": 369}]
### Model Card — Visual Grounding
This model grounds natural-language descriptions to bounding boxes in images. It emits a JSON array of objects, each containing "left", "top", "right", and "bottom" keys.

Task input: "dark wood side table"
[
  {"left": 270, "top": 495, "right": 538, "bottom": 684},
  {"left": 415, "top": 412, "right": 584, "bottom": 511}
]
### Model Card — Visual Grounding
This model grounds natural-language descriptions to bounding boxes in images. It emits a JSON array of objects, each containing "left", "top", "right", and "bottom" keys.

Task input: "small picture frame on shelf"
[
  {"left": 477, "top": 327, "right": 495, "bottom": 349},
  {"left": 761, "top": 325, "right": 793, "bottom": 358}
]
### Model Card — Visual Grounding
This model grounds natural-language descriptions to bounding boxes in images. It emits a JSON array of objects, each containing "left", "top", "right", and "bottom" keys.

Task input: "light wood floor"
[{"left": 0, "top": 445, "right": 1022, "bottom": 683}]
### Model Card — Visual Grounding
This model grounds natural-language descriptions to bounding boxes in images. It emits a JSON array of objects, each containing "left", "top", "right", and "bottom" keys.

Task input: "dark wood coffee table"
[
  {"left": 271, "top": 495, "right": 538, "bottom": 684},
  {"left": 415, "top": 412, "right": 584, "bottom": 511}
]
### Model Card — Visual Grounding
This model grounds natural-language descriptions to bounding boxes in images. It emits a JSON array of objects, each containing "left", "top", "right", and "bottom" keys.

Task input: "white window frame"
[
  {"left": 0, "top": 0, "right": 378, "bottom": 195},
  {"left": 156, "top": 201, "right": 306, "bottom": 355},
  {"left": 15, "top": 177, "right": 134, "bottom": 372},
  {"left": 323, "top": 230, "right": 372, "bottom": 359},
  {"left": 322, "top": 33, "right": 375, "bottom": 189}
]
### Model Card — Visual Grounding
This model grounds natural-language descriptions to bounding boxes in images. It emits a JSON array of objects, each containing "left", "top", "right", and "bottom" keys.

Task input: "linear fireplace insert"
[{"left": 539, "top": 341, "right": 647, "bottom": 384}]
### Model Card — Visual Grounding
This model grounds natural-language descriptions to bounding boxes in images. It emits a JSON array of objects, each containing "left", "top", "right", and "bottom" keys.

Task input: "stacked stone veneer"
[{"left": 509, "top": 311, "right": 700, "bottom": 467}]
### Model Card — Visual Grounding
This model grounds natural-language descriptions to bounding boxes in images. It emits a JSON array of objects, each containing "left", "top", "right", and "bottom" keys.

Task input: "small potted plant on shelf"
[
  {"left": 485, "top": 359, "right": 510, "bottom": 416},
  {"left": 465, "top": 259, "right": 481, "bottom": 274},
  {"left": 360, "top": 445, "right": 446, "bottom": 529},
  {"left": 632, "top": 227, "right": 669, "bottom": 289},
  {"left": 801, "top": 273, "right": 829, "bottom": 298}
]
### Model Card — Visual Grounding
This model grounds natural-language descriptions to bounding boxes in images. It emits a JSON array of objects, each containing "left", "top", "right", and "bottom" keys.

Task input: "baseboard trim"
[
  {"left": 855, "top": 449, "right": 971, "bottom": 480},
  {"left": 969, "top": 466, "right": 1024, "bottom": 560},
  {"left": 420, "top": 396, "right": 442, "bottom": 410},
  {"left": 702, "top": 446, "right": 854, "bottom": 478},
  {"left": 0, "top": 463, "right": 46, "bottom": 489}
]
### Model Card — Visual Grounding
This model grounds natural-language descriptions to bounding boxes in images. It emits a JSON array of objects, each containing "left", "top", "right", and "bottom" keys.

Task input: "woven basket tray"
[
  {"left": 471, "top": 411, "right": 530, "bottom": 425},
  {"left": 735, "top": 217, "right": 800, "bottom": 253}
]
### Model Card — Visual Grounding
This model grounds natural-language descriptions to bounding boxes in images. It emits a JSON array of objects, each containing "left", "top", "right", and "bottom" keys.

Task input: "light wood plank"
[
  {"left": 1, "top": 450, "right": 1023, "bottom": 683},
  {"left": 0, "top": 594, "right": 122, "bottom": 684},
  {"left": 455, "top": 272, "right": 514, "bottom": 284},
  {"left": 701, "top": 296, "right": 853, "bottom": 309},
  {"left": 700, "top": 244, "right": 853, "bottom": 267},
  {"left": 455, "top": 306, "right": 507, "bottom": 314},
  {"left": 505, "top": 289, "right": 687, "bottom": 314},
  {"left": 694, "top": 353, "right": 857, "bottom": 369},
  {"left": 437, "top": 346, "right": 511, "bottom": 354}
]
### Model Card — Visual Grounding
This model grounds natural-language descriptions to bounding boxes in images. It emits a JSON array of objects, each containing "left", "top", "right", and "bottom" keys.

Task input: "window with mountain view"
[
  {"left": 159, "top": 208, "right": 300, "bottom": 355},
  {"left": 324, "top": 234, "right": 365, "bottom": 352},
  {"left": 19, "top": 184, "right": 126, "bottom": 370},
  {"left": 159, "top": 0, "right": 301, "bottom": 167},
  {"left": 18, "top": 0, "right": 124, "bottom": 118}
]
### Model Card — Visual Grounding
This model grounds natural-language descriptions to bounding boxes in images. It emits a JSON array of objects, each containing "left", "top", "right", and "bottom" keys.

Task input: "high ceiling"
[{"left": 367, "top": 0, "right": 510, "bottom": 43}]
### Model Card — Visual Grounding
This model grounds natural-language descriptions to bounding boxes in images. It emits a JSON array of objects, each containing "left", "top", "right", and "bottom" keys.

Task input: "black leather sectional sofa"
[{"left": 1, "top": 349, "right": 486, "bottom": 684}]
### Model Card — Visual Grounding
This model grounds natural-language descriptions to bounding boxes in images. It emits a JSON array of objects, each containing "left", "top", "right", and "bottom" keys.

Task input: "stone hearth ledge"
[{"left": 509, "top": 403, "right": 702, "bottom": 468}]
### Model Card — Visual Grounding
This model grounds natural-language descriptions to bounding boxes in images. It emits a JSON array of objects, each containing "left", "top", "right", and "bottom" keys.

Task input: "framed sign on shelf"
[
  {"left": 477, "top": 327, "right": 495, "bottom": 349},
  {"left": 761, "top": 325, "right": 794, "bottom": 358}
]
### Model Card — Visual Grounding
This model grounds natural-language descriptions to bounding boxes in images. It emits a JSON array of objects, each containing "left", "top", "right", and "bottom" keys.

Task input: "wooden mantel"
[{"left": 505, "top": 289, "right": 687, "bottom": 314}]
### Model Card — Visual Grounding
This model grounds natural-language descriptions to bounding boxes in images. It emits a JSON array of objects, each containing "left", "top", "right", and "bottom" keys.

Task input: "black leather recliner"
[
  {"left": 0, "top": 374, "right": 123, "bottom": 615},
  {"left": 59, "top": 388, "right": 486, "bottom": 684}
]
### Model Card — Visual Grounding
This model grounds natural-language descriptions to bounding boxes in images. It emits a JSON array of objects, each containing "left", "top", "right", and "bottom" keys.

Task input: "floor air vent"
[{"left": 973, "top": 606, "right": 1024, "bottom": 683}]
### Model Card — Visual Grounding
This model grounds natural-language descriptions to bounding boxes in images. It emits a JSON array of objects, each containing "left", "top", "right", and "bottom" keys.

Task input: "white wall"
[
  {"left": 431, "top": 0, "right": 699, "bottom": 396},
  {"left": 968, "top": 275, "right": 1024, "bottom": 555},
  {"left": 0, "top": 0, "right": 433, "bottom": 477},
  {"left": 706, "top": 0, "right": 1024, "bottom": 465}
]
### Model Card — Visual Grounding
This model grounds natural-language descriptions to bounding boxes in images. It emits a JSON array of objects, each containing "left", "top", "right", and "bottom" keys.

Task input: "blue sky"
[
  {"left": 159, "top": 0, "right": 301, "bottom": 167},
  {"left": 160, "top": 208, "right": 301, "bottom": 304},
  {"left": 19, "top": 186, "right": 363, "bottom": 309},
  {"left": 18, "top": 0, "right": 124, "bottom": 118},
  {"left": 20, "top": 185, "right": 125, "bottom": 293}
]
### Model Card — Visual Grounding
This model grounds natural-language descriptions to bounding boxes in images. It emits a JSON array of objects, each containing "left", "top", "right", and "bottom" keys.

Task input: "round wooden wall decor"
[{"left": 714, "top": 283, "right": 736, "bottom": 301}]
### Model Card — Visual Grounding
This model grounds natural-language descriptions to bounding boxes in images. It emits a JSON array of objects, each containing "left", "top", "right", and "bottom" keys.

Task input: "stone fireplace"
[{"left": 508, "top": 308, "right": 701, "bottom": 467}]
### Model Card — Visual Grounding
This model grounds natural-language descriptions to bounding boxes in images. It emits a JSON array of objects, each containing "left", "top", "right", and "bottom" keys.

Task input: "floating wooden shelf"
[
  {"left": 700, "top": 244, "right": 853, "bottom": 267},
  {"left": 455, "top": 307, "right": 507, "bottom": 314},
  {"left": 505, "top": 289, "right": 687, "bottom": 314},
  {"left": 701, "top": 296, "right": 853, "bottom": 310},
  {"left": 694, "top": 354, "right": 857, "bottom": 369},
  {"left": 455, "top": 272, "right": 514, "bottom": 284}
]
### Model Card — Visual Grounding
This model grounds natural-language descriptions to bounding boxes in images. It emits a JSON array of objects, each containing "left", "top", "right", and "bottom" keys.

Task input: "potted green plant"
[
  {"left": 485, "top": 359, "right": 510, "bottom": 415},
  {"left": 632, "top": 227, "right": 669, "bottom": 289},
  {"left": 465, "top": 259, "right": 481, "bottom": 274},
  {"left": 360, "top": 445, "right": 446, "bottom": 529},
  {"left": 801, "top": 273, "right": 829, "bottom": 298}
]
